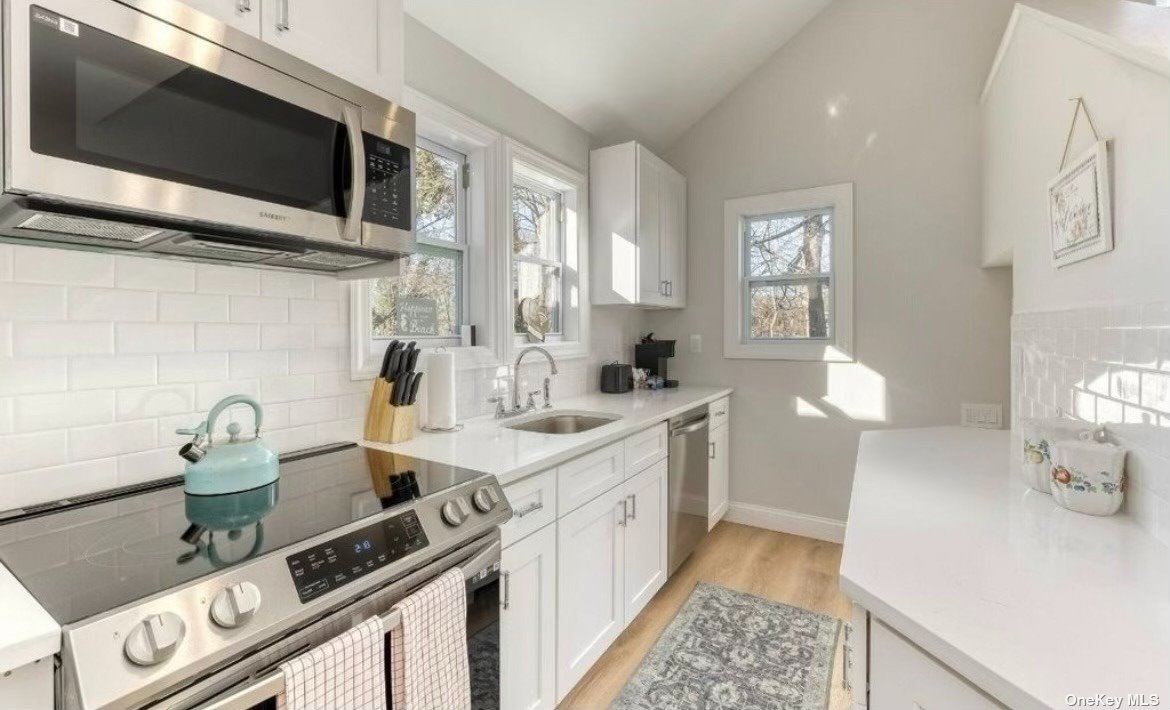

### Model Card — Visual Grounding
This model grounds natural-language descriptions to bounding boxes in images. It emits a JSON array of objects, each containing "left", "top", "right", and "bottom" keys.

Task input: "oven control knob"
[
  {"left": 441, "top": 498, "right": 471, "bottom": 526},
  {"left": 472, "top": 486, "right": 501, "bottom": 513},
  {"left": 210, "top": 582, "right": 262, "bottom": 629},
  {"left": 124, "top": 612, "right": 186, "bottom": 667}
]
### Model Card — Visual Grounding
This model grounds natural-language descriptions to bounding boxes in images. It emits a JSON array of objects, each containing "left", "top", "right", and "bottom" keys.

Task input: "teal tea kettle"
[{"left": 177, "top": 395, "right": 279, "bottom": 495}]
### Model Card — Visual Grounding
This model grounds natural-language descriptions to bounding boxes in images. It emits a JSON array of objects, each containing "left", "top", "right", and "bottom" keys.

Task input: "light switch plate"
[
  {"left": 689, "top": 334, "right": 702, "bottom": 353},
  {"left": 961, "top": 403, "right": 1003, "bottom": 429}
]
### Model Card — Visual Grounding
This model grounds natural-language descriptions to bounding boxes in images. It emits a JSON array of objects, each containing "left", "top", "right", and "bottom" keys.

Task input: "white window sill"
[{"left": 724, "top": 341, "right": 854, "bottom": 362}]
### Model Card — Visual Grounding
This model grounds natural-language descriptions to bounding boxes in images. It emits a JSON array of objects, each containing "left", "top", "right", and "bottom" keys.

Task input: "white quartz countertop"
[
  {"left": 841, "top": 427, "right": 1170, "bottom": 709},
  {"left": 0, "top": 561, "right": 59, "bottom": 673},
  {"left": 363, "top": 386, "right": 733, "bottom": 486}
]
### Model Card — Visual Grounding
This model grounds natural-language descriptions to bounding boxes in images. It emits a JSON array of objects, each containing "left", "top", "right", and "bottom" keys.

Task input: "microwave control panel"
[
  {"left": 286, "top": 510, "right": 428, "bottom": 602},
  {"left": 362, "top": 134, "right": 412, "bottom": 231}
]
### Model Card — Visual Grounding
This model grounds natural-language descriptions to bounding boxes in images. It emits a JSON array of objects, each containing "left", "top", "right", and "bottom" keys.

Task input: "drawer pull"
[{"left": 514, "top": 501, "right": 544, "bottom": 518}]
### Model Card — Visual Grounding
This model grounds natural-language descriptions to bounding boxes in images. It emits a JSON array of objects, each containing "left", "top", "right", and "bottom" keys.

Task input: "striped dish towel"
[
  {"left": 277, "top": 615, "right": 386, "bottom": 710},
  {"left": 390, "top": 568, "right": 470, "bottom": 710}
]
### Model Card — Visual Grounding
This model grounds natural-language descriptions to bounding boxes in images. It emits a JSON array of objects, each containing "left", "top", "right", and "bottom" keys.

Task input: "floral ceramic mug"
[
  {"left": 1049, "top": 437, "right": 1127, "bottom": 516},
  {"left": 1019, "top": 418, "right": 1094, "bottom": 493}
]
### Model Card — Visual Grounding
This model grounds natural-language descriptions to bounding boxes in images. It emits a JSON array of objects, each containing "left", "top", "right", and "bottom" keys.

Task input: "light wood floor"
[{"left": 557, "top": 521, "right": 852, "bottom": 710}]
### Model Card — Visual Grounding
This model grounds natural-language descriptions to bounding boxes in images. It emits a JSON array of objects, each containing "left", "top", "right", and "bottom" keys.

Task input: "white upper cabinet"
[
  {"left": 179, "top": 0, "right": 404, "bottom": 101},
  {"left": 591, "top": 141, "right": 687, "bottom": 308}
]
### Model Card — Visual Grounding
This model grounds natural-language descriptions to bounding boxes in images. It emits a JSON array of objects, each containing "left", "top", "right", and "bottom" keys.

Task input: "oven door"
[
  {"left": 176, "top": 538, "right": 500, "bottom": 710},
  {"left": 3, "top": 0, "right": 412, "bottom": 252}
]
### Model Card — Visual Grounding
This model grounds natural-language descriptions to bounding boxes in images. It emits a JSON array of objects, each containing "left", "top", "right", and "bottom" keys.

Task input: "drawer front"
[
  {"left": 558, "top": 442, "right": 626, "bottom": 515},
  {"left": 500, "top": 468, "right": 558, "bottom": 548},
  {"left": 624, "top": 423, "right": 668, "bottom": 477},
  {"left": 709, "top": 397, "right": 730, "bottom": 430}
]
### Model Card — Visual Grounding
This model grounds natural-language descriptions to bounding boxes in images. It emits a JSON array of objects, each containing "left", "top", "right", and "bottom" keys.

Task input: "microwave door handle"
[{"left": 341, "top": 105, "right": 366, "bottom": 243}]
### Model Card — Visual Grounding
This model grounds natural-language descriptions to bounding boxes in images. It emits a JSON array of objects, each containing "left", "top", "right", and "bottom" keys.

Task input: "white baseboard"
[
  {"left": 708, "top": 500, "right": 730, "bottom": 530},
  {"left": 724, "top": 501, "right": 846, "bottom": 543}
]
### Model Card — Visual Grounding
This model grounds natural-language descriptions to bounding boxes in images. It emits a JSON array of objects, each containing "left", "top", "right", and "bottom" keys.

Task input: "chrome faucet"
[{"left": 511, "top": 346, "right": 559, "bottom": 412}]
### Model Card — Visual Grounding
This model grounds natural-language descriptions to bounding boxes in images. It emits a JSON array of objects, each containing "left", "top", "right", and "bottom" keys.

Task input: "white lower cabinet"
[
  {"left": 500, "top": 523, "right": 557, "bottom": 710},
  {"left": 622, "top": 460, "right": 669, "bottom": 622},
  {"left": 869, "top": 621, "right": 1003, "bottom": 709},
  {"left": 708, "top": 422, "right": 729, "bottom": 530},
  {"left": 556, "top": 485, "right": 627, "bottom": 701}
]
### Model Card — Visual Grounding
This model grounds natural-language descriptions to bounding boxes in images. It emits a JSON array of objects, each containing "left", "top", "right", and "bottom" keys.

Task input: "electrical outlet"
[
  {"left": 690, "top": 334, "right": 702, "bottom": 353},
  {"left": 961, "top": 403, "right": 1003, "bottom": 429}
]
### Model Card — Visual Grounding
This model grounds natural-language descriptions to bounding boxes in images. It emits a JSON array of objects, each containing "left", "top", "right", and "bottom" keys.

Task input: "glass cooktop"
[{"left": 0, "top": 443, "right": 487, "bottom": 625}]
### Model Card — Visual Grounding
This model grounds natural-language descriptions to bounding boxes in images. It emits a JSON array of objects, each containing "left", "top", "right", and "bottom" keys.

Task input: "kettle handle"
[{"left": 206, "top": 395, "right": 264, "bottom": 440}]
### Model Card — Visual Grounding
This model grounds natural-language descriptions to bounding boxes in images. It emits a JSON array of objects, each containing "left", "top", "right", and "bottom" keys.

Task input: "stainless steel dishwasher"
[{"left": 668, "top": 407, "right": 710, "bottom": 575}]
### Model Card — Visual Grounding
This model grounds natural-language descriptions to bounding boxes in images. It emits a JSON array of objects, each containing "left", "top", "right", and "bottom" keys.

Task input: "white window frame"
[
  {"left": 723, "top": 183, "right": 854, "bottom": 362},
  {"left": 501, "top": 139, "right": 590, "bottom": 361},
  {"left": 351, "top": 90, "right": 503, "bottom": 378}
]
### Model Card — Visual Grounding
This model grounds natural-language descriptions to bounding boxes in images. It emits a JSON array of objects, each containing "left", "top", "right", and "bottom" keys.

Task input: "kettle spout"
[{"left": 179, "top": 438, "right": 208, "bottom": 463}]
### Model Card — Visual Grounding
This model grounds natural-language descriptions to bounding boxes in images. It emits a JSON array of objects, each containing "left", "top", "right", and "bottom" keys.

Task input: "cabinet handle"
[
  {"left": 514, "top": 501, "right": 543, "bottom": 518},
  {"left": 626, "top": 494, "right": 637, "bottom": 521},
  {"left": 617, "top": 499, "right": 628, "bottom": 527},
  {"left": 667, "top": 281, "right": 672, "bottom": 297},
  {"left": 235, "top": 0, "right": 251, "bottom": 13},
  {"left": 275, "top": 0, "right": 290, "bottom": 31},
  {"left": 501, "top": 571, "right": 511, "bottom": 611},
  {"left": 709, "top": 441, "right": 715, "bottom": 459}
]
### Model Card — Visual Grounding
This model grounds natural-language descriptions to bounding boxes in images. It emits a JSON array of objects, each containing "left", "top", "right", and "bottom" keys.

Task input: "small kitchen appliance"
[
  {"left": 177, "top": 395, "right": 278, "bottom": 496},
  {"left": 600, "top": 363, "right": 634, "bottom": 393},
  {"left": 0, "top": 443, "right": 510, "bottom": 710},
  {"left": 635, "top": 336, "right": 678, "bottom": 388}
]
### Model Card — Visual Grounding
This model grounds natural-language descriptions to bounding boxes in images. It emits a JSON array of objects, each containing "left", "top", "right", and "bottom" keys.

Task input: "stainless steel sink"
[{"left": 504, "top": 411, "right": 621, "bottom": 434}]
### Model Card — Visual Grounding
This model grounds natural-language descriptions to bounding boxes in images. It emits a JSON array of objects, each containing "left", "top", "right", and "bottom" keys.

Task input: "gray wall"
[{"left": 646, "top": 0, "right": 1016, "bottom": 521}]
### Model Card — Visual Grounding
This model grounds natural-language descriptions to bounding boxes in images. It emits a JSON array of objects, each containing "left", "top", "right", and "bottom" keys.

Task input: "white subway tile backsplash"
[
  {"left": 116, "top": 448, "right": 183, "bottom": 487},
  {"left": 261, "top": 324, "right": 313, "bottom": 350},
  {"left": 195, "top": 379, "right": 260, "bottom": 409},
  {"left": 289, "top": 349, "right": 342, "bottom": 375},
  {"left": 289, "top": 398, "right": 338, "bottom": 426},
  {"left": 0, "top": 398, "right": 13, "bottom": 434},
  {"left": 14, "top": 246, "right": 114, "bottom": 286},
  {"left": 0, "top": 459, "right": 118, "bottom": 510},
  {"left": 230, "top": 296, "right": 288, "bottom": 323},
  {"left": 260, "top": 374, "right": 315, "bottom": 403},
  {"left": 115, "top": 384, "right": 195, "bottom": 420},
  {"left": 70, "top": 355, "right": 155, "bottom": 390},
  {"left": 0, "top": 430, "right": 69, "bottom": 474},
  {"left": 114, "top": 256, "right": 195, "bottom": 292},
  {"left": 0, "top": 283, "right": 67, "bottom": 320},
  {"left": 117, "top": 323, "right": 194, "bottom": 354},
  {"left": 14, "top": 322, "right": 114, "bottom": 356},
  {"left": 260, "top": 272, "right": 314, "bottom": 299},
  {"left": 0, "top": 245, "right": 12, "bottom": 281},
  {"left": 159, "top": 293, "right": 228, "bottom": 323},
  {"left": 0, "top": 323, "right": 11, "bottom": 357},
  {"left": 313, "top": 276, "right": 340, "bottom": 301},
  {"left": 0, "top": 358, "right": 68, "bottom": 395},
  {"left": 68, "top": 287, "right": 156, "bottom": 322},
  {"left": 69, "top": 420, "right": 156, "bottom": 460},
  {"left": 195, "top": 264, "right": 260, "bottom": 296},
  {"left": 313, "top": 325, "right": 346, "bottom": 349},
  {"left": 196, "top": 323, "right": 259, "bottom": 352},
  {"left": 15, "top": 390, "right": 114, "bottom": 432},
  {"left": 314, "top": 372, "right": 367, "bottom": 397},
  {"left": 289, "top": 299, "right": 338, "bottom": 324},
  {"left": 157, "top": 353, "right": 228, "bottom": 384},
  {"left": 229, "top": 351, "right": 288, "bottom": 379}
]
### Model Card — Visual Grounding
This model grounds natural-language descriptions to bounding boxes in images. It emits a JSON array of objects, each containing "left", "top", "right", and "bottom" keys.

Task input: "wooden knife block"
[{"left": 363, "top": 380, "right": 415, "bottom": 444}]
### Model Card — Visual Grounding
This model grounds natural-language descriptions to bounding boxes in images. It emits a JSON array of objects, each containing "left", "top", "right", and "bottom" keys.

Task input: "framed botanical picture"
[{"left": 1048, "top": 140, "right": 1113, "bottom": 268}]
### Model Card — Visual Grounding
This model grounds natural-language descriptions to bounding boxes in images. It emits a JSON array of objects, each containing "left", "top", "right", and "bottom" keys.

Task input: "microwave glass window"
[{"left": 28, "top": 6, "right": 347, "bottom": 218}]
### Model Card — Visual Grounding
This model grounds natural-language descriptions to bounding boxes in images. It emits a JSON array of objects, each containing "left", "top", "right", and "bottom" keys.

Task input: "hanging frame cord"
[{"left": 1058, "top": 97, "right": 1102, "bottom": 172}]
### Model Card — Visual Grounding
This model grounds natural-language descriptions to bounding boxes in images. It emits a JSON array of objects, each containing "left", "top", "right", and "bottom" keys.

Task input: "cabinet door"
[
  {"left": 182, "top": 0, "right": 261, "bottom": 36},
  {"left": 501, "top": 524, "right": 557, "bottom": 710},
  {"left": 708, "top": 424, "right": 730, "bottom": 529},
  {"left": 870, "top": 621, "right": 1002, "bottom": 709},
  {"left": 636, "top": 147, "right": 666, "bottom": 306},
  {"left": 659, "top": 166, "right": 687, "bottom": 307},
  {"left": 557, "top": 486, "right": 626, "bottom": 701},
  {"left": 260, "top": 0, "right": 401, "bottom": 100},
  {"left": 623, "top": 459, "right": 668, "bottom": 622}
]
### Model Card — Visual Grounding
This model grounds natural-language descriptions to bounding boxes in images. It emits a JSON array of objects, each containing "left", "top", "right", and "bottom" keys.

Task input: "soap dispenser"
[{"left": 177, "top": 395, "right": 278, "bottom": 495}]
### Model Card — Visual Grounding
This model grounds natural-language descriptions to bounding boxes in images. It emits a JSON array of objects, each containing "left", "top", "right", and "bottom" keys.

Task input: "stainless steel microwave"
[{"left": 0, "top": 0, "right": 415, "bottom": 273}]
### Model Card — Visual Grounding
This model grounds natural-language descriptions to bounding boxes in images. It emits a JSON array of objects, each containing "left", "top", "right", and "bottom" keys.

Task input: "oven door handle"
[
  {"left": 193, "top": 540, "right": 500, "bottom": 710},
  {"left": 340, "top": 105, "right": 366, "bottom": 243}
]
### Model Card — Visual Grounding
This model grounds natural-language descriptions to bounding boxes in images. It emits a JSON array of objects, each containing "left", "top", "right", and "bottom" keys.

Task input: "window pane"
[
  {"left": 747, "top": 210, "right": 832, "bottom": 277},
  {"left": 371, "top": 245, "right": 462, "bottom": 337},
  {"left": 512, "top": 184, "right": 560, "bottom": 260},
  {"left": 513, "top": 261, "right": 561, "bottom": 336},
  {"left": 749, "top": 279, "right": 831, "bottom": 340},
  {"left": 415, "top": 147, "right": 459, "bottom": 243}
]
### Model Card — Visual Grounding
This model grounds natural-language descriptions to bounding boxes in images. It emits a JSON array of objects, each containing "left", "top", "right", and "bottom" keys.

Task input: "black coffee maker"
[{"left": 635, "top": 335, "right": 678, "bottom": 388}]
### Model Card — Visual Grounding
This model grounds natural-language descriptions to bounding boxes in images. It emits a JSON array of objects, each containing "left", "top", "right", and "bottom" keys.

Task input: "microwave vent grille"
[
  {"left": 291, "top": 252, "right": 378, "bottom": 269},
  {"left": 155, "top": 237, "right": 282, "bottom": 263},
  {"left": 16, "top": 213, "right": 164, "bottom": 242}
]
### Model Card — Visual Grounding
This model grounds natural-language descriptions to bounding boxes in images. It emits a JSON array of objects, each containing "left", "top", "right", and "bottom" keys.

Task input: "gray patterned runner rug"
[{"left": 612, "top": 583, "right": 840, "bottom": 710}]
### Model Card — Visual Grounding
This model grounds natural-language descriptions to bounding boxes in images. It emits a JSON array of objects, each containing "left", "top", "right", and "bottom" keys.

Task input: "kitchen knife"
[
  {"left": 406, "top": 372, "right": 424, "bottom": 405},
  {"left": 387, "top": 347, "right": 403, "bottom": 383},
  {"left": 392, "top": 373, "right": 410, "bottom": 406},
  {"left": 404, "top": 347, "right": 421, "bottom": 375},
  {"left": 378, "top": 340, "right": 399, "bottom": 380}
]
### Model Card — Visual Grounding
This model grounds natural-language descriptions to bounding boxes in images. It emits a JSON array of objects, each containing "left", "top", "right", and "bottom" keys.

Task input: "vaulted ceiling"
[{"left": 404, "top": 0, "right": 833, "bottom": 151}]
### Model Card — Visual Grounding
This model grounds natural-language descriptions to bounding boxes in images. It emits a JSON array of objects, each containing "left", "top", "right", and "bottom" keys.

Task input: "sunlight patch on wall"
[
  {"left": 795, "top": 396, "right": 828, "bottom": 418},
  {"left": 823, "top": 361, "right": 887, "bottom": 422},
  {"left": 611, "top": 232, "right": 637, "bottom": 303}
]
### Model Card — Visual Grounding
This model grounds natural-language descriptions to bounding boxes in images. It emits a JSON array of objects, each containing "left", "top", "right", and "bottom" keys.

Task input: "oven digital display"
[{"left": 286, "top": 511, "right": 428, "bottom": 603}]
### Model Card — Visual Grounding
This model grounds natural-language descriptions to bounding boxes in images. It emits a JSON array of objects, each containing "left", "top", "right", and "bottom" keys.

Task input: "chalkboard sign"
[{"left": 397, "top": 297, "right": 438, "bottom": 335}]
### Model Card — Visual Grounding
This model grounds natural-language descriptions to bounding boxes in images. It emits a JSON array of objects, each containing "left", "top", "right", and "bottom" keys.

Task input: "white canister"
[
  {"left": 1049, "top": 439, "right": 1127, "bottom": 516},
  {"left": 1018, "top": 418, "right": 1094, "bottom": 493}
]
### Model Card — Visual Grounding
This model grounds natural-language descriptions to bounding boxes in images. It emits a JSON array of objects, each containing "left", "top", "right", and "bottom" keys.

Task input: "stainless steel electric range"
[{"left": 0, "top": 442, "right": 511, "bottom": 710}]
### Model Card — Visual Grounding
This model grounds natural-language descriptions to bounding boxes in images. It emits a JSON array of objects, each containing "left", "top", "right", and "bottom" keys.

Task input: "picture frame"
[{"left": 1047, "top": 140, "right": 1113, "bottom": 268}]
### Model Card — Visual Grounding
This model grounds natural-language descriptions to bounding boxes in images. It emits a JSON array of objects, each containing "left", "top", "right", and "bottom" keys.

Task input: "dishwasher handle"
[{"left": 670, "top": 414, "right": 709, "bottom": 436}]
